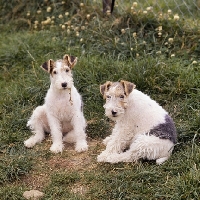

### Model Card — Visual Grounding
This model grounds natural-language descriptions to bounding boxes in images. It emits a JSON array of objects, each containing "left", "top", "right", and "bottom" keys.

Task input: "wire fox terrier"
[
  {"left": 24, "top": 54, "right": 88, "bottom": 153},
  {"left": 97, "top": 80, "right": 177, "bottom": 164}
]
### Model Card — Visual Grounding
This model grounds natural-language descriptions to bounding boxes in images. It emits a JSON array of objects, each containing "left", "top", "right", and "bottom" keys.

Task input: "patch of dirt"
[{"left": 21, "top": 138, "right": 104, "bottom": 190}]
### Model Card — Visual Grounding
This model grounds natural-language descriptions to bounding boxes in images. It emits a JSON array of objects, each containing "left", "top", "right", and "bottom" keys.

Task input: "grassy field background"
[{"left": 0, "top": 0, "right": 200, "bottom": 199}]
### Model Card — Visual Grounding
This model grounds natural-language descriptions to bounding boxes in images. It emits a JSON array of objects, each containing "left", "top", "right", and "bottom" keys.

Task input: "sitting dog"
[
  {"left": 24, "top": 55, "right": 88, "bottom": 153},
  {"left": 97, "top": 80, "right": 177, "bottom": 164}
]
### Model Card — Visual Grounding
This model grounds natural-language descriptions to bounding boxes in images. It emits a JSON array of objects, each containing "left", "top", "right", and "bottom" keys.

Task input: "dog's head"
[
  {"left": 41, "top": 54, "right": 77, "bottom": 90},
  {"left": 100, "top": 80, "right": 136, "bottom": 120}
]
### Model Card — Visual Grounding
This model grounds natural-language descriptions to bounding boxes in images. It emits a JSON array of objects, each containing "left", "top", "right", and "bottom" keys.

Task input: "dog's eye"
[
  {"left": 120, "top": 95, "right": 124, "bottom": 99},
  {"left": 106, "top": 95, "right": 111, "bottom": 99},
  {"left": 53, "top": 71, "right": 57, "bottom": 74},
  {"left": 66, "top": 69, "right": 69, "bottom": 72}
]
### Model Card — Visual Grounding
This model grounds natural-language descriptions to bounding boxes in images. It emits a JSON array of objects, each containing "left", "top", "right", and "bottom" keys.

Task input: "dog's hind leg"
[
  {"left": 98, "top": 135, "right": 174, "bottom": 164},
  {"left": 156, "top": 156, "right": 170, "bottom": 165},
  {"left": 24, "top": 106, "right": 47, "bottom": 148}
]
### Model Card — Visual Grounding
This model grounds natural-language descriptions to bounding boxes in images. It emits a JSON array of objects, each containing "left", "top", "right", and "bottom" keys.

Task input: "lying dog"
[{"left": 97, "top": 80, "right": 177, "bottom": 164}]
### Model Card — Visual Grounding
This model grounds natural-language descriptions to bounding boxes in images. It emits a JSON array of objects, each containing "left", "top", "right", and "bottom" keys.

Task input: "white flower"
[
  {"left": 80, "top": 3, "right": 84, "bottom": 7},
  {"left": 42, "top": 18, "right": 51, "bottom": 25},
  {"left": 86, "top": 14, "right": 90, "bottom": 19},
  {"left": 133, "top": 2, "right": 138, "bottom": 7},
  {"left": 168, "top": 38, "right": 174, "bottom": 43},
  {"left": 146, "top": 7, "right": 153, "bottom": 11},
  {"left": 106, "top": 10, "right": 111, "bottom": 16},
  {"left": 121, "top": 29, "right": 125, "bottom": 34},
  {"left": 157, "top": 26, "right": 162, "bottom": 31},
  {"left": 174, "top": 14, "right": 180, "bottom": 20},
  {"left": 61, "top": 25, "right": 65, "bottom": 30},
  {"left": 143, "top": 10, "right": 147, "bottom": 14},
  {"left": 76, "top": 32, "right": 80, "bottom": 37},
  {"left": 65, "top": 12, "right": 69, "bottom": 16},
  {"left": 59, "top": 14, "right": 63, "bottom": 19},
  {"left": 171, "top": 54, "right": 175, "bottom": 57},
  {"left": 192, "top": 61, "right": 197, "bottom": 64},
  {"left": 75, "top": 27, "right": 79, "bottom": 31},
  {"left": 133, "top": 32, "right": 137, "bottom": 37},
  {"left": 168, "top": 9, "right": 172, "bottom": 14},
  {"left": 47, "top": 7, "right": 52, "bottom": 12}
]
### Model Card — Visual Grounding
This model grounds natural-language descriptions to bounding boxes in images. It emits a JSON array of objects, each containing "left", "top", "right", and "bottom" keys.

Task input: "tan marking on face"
[
  {"left": 107, "top": 82, "right": 125, "bottom": 97},
  {"left": 50, "top": 60, "right": 72, "bottom": 76},
  {"left": 63, "top": 54, "right": 77, "bottom": 69}
]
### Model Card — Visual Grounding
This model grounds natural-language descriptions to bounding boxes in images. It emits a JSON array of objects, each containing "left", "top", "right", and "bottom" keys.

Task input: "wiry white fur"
[
  {"left": 97, "top": 81, "right": 175, "bottom": 164},
  {"left": 24, "top": 56, "right": 88, "bottom": 153}
]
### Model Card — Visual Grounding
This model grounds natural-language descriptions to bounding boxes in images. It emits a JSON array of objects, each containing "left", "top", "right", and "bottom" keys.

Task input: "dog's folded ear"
[
  {"left": 63, "top": 54, "right": 77, "bottom": 69},
  {"left": 100, "top": 81, "right": 112, "bottom": 99},
  {"left": 41, "top": 59, "right": 55, "bottom": 74},
  {"left": 120, "top": 80, "right": 136, "bottom": 96}
]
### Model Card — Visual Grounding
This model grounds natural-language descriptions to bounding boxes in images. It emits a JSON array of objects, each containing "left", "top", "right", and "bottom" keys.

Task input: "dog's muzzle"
[
  {"left": 61, "top": 82, "right": 67, "bottom": 89},
  {"left": 111, "top": 110, "right": 118, "bottom": 117}
]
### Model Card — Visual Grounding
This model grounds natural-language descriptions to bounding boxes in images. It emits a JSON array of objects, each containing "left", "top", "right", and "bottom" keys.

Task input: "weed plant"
[{"left": 0, "top": 0, "right": 199, "bottom": 199}]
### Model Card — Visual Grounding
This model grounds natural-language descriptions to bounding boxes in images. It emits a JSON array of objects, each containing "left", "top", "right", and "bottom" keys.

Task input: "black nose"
[
  {"left": 111, "top": 110, "right": 117, "bottom": 116},
  {"left": 62, "top": 82, "right": 67, "bottom": 88}
]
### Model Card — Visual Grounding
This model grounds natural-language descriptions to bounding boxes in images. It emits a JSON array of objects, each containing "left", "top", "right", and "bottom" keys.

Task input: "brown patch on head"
[
  {"left": 41, "top": 59, "right": 55, "bottom": 74},
  {"left": 100, "top": 81, "right": 113, "bottom": 99},
  {"left": 120, "top": 80, "right": 136, "bottom": 96},
  {"left": 63, "top": 54, "right": 77, "bottom": 69}
]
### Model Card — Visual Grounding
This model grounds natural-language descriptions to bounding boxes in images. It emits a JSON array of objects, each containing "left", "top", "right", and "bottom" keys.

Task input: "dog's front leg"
[
  {"left": 97, "top": 131, "right": 127, "bottom": 162},
  {"left": 70, "top": 114, "right": 88, "bottom": 152},
  {"left": 47, "top": 114, "right": 64, "bottom": 153},
  {"left": 105, "top": 127, "right": 128, "bottom": 153}
]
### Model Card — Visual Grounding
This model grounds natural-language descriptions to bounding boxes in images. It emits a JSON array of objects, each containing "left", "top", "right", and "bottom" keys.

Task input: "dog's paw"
[
  {"left": 24, "top": 138, "right": 36, "bottom": 148},
  {"left": 75, "top": 141, "right": 88, "bottom": 152},
  {"left": 106, "top": 153, "right": 123, "bottom": 163},
  {"left": 103, "top": 136, "right": 111, "bottom": 146},
  {"left": 97, "top": 155, "right": 105, "bottom": 162},
  {"left": 50, "top": 143, "right": 63, "bottom": 153},
  {"left": 97, "top": 151, "right": 109, "bottom": 162},
  {"left": 156, "top": 156, "right": 169, "bottom": 165}
]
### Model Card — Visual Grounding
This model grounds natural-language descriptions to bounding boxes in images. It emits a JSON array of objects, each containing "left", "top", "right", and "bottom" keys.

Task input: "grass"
[{"left": 0, "top": 0, "right": 200, "bottom": 199}]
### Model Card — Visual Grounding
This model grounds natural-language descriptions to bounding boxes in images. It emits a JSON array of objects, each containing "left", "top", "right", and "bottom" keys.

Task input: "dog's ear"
[
  {"left": 100, "top": 81, "right": 112, "bottom": 99},
  {"left": 63, "top": 54, "right": 77, "bottom": 69},
  {"left": 41, "top": 59, "right": 55, "bottom": 74},
  {"left": 120, "top": 80, "right": 136, "bottom": 96}
]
